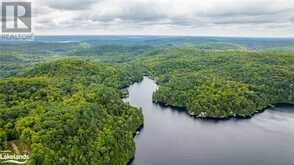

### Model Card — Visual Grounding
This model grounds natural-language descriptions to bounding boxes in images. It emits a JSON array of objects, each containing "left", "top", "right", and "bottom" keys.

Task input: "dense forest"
[
  {"left": 143, "top": 47, "right": 294, "bottom": 118},
  {"left": 0, "top": 59, "right": 143, "bottom": 164},
  {"left": 1, "top": 36, "right": 294, "bottom": 164}
]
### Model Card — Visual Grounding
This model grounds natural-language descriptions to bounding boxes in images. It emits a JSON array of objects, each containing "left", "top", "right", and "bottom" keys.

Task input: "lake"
[{"left": 124, "top": 76, "right": 294, "bottom": 165}]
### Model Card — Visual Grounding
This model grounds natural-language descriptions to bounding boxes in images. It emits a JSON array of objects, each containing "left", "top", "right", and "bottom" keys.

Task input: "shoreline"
[
  {"left": 124, "top": 77, "right": 294, "bottom": 164},
  {"left": 132, "top": 124, "right": 144, "bottom": 137},
  {"left": 147, "top": 75, "right": 294, "bottom": 120},
  {"left": 127, "top": 124, "right": 144, "bottom": 165},
  {"left": 153, "top": 100, "right": 294, "bottom": 121}
]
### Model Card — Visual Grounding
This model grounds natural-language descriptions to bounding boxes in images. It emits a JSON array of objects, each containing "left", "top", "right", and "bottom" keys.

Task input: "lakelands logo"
[
  {"left": 1, "top": 1, "right": 33, "bottom": 40},
  {"left": 0, "top": 151, "right": 30, "bottom": 164}
]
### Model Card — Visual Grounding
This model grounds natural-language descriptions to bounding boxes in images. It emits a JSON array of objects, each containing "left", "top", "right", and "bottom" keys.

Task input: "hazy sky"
[{"left": 29, "top": 0, "right": 294, "bottom": 37}]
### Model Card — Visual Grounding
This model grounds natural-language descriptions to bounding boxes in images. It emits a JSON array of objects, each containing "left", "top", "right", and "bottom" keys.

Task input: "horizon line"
[{"left": 33, "top": 34, "right": 294, "bottom": 39}]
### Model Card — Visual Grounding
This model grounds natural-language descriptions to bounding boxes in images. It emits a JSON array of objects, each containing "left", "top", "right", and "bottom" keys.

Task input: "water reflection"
[{"left": 126, "top": 77, "right": 294, "bottom": 165}]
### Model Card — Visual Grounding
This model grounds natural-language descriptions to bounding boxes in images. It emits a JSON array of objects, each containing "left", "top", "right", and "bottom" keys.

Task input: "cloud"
[
  {"left": 30, "top": 0, "right": 294, "bottom": 37},
  {"left": 41, "top": 0, "right": 98, "bottom": 10},
  {"left": 87, "top": 0, "right": 168, "bottom": 23},
  {"left": 197, "top": 0, "right": 294, "bottom": 17}
]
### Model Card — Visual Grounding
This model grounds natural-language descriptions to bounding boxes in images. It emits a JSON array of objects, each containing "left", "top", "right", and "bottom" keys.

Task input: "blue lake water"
[{"left": 125, "top": 76, "right": 294, "bottom": 165}]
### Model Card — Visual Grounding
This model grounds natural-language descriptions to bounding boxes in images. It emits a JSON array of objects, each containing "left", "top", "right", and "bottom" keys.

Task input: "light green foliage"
[
  {"left": 0, "top": 128, "right": 7, "bottom": 149},
  {"left": 0, "top": 59, "right": 143, "bottom": 164},
  {"left": 1, "top": 38, "right": 294, "bottom": 164},
  {"left": 149, "top": 47, "right": 294, "bottom": 118}
]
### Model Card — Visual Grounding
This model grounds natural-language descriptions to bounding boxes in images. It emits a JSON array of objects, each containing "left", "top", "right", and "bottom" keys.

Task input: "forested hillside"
[
  {"left": 141, "top": 46, "right": 294, "bottom": 118},
  {"left": 1, "top": 36, "right": 294, "bottom": 164},
  {"left": 0, "top": 59, "right": 143, "bottom": 164}
]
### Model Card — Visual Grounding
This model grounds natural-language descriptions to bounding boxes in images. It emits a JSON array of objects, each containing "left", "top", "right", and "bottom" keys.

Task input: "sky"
[{"left": 26, "top": 0, "right": 294, "bottom": 36}]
